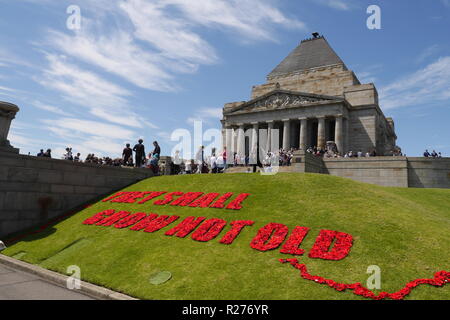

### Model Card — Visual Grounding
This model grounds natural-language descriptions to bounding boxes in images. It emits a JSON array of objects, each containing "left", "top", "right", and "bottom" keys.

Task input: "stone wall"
[
  {"left": 407, "top": 158, "right": 450, "bottom": 188},
  {"left": 347, "top": 108, "right": 377, "bottom": 154},
  {"left": 321, "top": 156, "right": 450, "bottom": 188},
  {"left": 252, "top": 64, "right": 359, "bottom": 99},
  {"left": 0, "top": 151, "right": 154, "bottom": 238},
  {"left": 225, "top": 153, "right": 450, "bottom": 189},
  {"left": 291, "top": 151, "right": 324, "bottom": 173},
  {"left": 322, "top": 157, "right": 409, "bottom": 187}
]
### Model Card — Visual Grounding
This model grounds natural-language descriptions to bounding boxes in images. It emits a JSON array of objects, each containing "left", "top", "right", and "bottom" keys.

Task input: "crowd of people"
[
  {"left": 36, "top": 148, "right": 52, "bottom": 158},
  {"left": 423, "top": 149, "right": 442, "bottom": 158},
  {"left": 172, "top": 147, "right": 227, "bottom": 175},
  {"left": 305, "top": 145, "right": 405, "bottom": 158},
  {"left": 35, "top": 140, "right": 163, "bottom": 174},
  {"left": 169, "top": 146, "right": 296, "bottom": 175},
  {"left": 34, "top": 141, "right": 445, "bottom": 177}
]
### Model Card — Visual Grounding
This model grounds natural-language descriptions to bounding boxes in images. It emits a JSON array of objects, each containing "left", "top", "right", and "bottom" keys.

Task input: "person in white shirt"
[
  {"left": 63, "top": 147, "right": 73, "bottom": 161},
  {"left": 357, "top": 150, "right": 363, "bottom": 157},
  {"left": 235, "top": 153, "right": 241, "bottom": 166},
  {"left": 173, "top": 150, "right": 182, "bottom": 174},
  {"left": 195, "top": 146, "right": 204, "bottom": 173},
  {"left": 216, "top": 155, "right": 224, "bottom": 173},
  {"left": 185, "top": 160, "right": 192, "bottom": 174},
  {"left": 210, "top": 153, "right": 217, "bottom": 173}
]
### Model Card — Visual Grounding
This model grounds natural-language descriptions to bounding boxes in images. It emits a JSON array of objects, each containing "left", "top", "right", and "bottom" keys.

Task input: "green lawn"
[{"left": 2, "top": 173, "right": 450, "bottom": 300}]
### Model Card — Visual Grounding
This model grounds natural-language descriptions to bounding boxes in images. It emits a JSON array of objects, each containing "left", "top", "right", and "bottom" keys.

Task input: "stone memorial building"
[{"left": 221, "top": 34, "right": 398, "bottom": 156}]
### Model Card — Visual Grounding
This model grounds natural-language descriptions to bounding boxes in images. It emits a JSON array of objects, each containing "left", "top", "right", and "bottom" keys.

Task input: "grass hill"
[{"left": 2, "top": 173, "right": 450, "bottom": 300}]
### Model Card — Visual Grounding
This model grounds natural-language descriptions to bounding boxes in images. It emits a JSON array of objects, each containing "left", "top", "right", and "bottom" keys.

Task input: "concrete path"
[{"left": 0, "top": 264, "right": 95, "bottom": 300}]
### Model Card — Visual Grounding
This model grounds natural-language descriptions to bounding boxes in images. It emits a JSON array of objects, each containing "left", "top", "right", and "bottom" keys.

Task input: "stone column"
[
  {"left": 236, "top": 123, "right": 245, "bottom": 158},
  {"left": 282, "top": 119, "right": 290, "bottom": 150},
  {"left": 317, "top": 116, "right": 326, "bottom": 150},
  {"left": 225, "top": 125, "right": 234, "bottom": 164},
  {"left": 299, "top": 117, "right": 307, "bottom": 150},
  {"left": 344, "top": 117, "right": 349, "bottom": 154},
  {"left": 266, "top": 121, "right": 274, "bottom": 152},
  {"left": 335, "top": 115, "right": 343, "bottom": 155},
  {"left": 0, "top": 101, "right": 20, "bottom": 153},
  {"left": 221, "top": 121, "right": 226, "bottom": 151},
  {"left": 250, "top": 122, "right": 258, "bottom": 164}
]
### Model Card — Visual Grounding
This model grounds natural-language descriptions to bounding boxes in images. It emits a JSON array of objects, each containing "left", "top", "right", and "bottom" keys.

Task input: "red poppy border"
[{"left": 280, "top": 258, "right": 450, "bottom": 300}]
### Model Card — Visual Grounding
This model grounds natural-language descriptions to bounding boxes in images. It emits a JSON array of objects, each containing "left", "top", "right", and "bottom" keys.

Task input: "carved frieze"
[{"left": 229, "top": 92, "right": 335, "bottom": 115}]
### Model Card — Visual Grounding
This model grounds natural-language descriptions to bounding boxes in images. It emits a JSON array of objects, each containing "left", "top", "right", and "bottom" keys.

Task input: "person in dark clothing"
[
  {"left": 43, "top": 149, "right": 52, "bottom": 158},
  {"left": 122, "top": 143, "right": 133, "bottom": 165},
  {"left": 37, "top": 149, "right": 44, "bottom": 157},
  {"left": 133, "top": 139, "right": 145, "bottom": 167},
  {"left": 152, "top": 141, "right": 161, "bottom": 157},
  {"left": 149, "top": 141, "right": 161, "bottom": 169}
]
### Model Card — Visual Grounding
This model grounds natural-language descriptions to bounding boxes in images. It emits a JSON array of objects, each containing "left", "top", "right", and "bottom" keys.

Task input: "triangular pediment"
[{"left": 224, "top": 90, "right": 343, "bottom": 115}]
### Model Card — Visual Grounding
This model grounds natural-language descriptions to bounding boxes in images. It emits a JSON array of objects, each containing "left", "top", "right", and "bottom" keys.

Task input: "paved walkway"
[{"left": 0, "top": 264, "right": 95, "bottom": 300}]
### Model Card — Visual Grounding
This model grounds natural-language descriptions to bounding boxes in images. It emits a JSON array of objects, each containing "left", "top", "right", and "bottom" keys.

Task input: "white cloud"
[
  {"left": 120, "top": 0, "right": 218, "bottom": 66},
  {"left": 32, "top": 100, "right": 72, "bottom": 116},
  {"left": 8, "top": 130, "right": 67, "bottom": 156},
  {"left": 186, "top": 107, "right": 222, "bottom": 125},
  {"left": 44, "top": 0, "right": 305, "bottom": 93},
  {"left": 312, "top": 0, "right": 352, "bottom": 10},
  {"left": 354, "top": 64, "right": 383, "bottom": 84},
  {"left": 416, "top": 45, "right": 440, "bottom": 64},
  {"left": 0, "top": 86, "right": 19, "bottom": 99},
  {"left": 122, "top": 0, "right": 305, "bottom": 51},
  {"left": 6, "top": 0, "right": 305, "bottom": 158},
  {"left": 42, "top": 117, "right": 136, "bottom": 141},
  {"left": 47, "top": 28, "right": 176, "bottom": 92},
  {"left": 0, "top": 85, "right": 17, "bottom": 92},
  {"left": 37, "top": 54, "right": 157, "bottom": 129},
  {"left": 39, "top": 117, "right": 140, "bottom": 158},
  {"left": 379, "top": 56, "right": 450, "bottom": 109},
  {"left": 0, "top": 48, "right": 35, "bottom": 68},
  {"left": 39, "top": 54, "right": 131, "bottom": 109}
]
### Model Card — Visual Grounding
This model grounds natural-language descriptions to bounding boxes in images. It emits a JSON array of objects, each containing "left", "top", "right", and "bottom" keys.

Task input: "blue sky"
[{"left": 1, "top": 0, "right": 450, "bottom": 159}]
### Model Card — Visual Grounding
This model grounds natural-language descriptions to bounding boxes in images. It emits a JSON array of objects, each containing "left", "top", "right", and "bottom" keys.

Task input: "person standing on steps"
[{"left": 133, "top": 139, "right": 146, "bottom": 168}]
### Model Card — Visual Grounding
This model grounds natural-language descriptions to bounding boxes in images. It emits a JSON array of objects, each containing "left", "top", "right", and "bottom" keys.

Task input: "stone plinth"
[{"left": 0, "top": 101, "right": 19, "bottom": 153}]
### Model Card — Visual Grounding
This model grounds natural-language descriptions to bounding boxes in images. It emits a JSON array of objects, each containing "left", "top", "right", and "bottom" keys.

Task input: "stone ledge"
[
  {"left": 0, "top": 151, "right": 153, "bottom": 175},
  {"left": 0, "top": 254, "right": 138, "bottom": 300}
]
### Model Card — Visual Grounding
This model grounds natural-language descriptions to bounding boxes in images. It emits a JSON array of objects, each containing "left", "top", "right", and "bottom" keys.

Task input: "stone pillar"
[
  {"left": 266, "top": 121, "right": 274, "bottom": 152},
  {"left": 236, "top": 123, "right": 245, "bottom": 158},
  {"left": 225, "top": 125, "right": 234, "bottom": 164},
  {"left": 221, "top": 122, "right": 226, "bottom": 152},
  {"left": 344, "top": 117, "right": 349, "bottom": 154},
  {"left": 250, "top": 122, "right": 258, "bottom": 164},
  {"left": 299, "top": 117, "right": 307, "bottom": 150},
  {"left": 0, "top": 101, "right": 20, "bottom": 153},
  {"left": 317, "top": 116, "right": 326, "bottom": 150},
  {"left": 282, "top": 119, "right": 290, "bottom": 150},
  {"left": 335, "top": 115, "right": 343, "bottom": 155}
]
